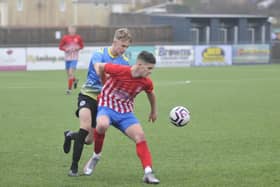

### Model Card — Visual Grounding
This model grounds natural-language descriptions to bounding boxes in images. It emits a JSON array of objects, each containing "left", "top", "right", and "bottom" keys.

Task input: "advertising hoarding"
[
  {"left": 195, "top": 45, "right": 232, "bottom": 66},
  {"left": 232, "top": 44, "right": 270, "bottom": 64},
  {"left": 0, "top": 48, "right": 26, "bottom": 71},
  {"left": 155, "top": 45, "right": 194, "bottom": 67}
]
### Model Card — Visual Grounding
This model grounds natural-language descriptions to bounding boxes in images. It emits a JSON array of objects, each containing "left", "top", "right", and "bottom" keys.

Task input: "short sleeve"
[
  {"left": 104, "top": 64, "right": 128, "bottom": 76},
  {"left": 90, "top": 49, "right": 103, "bottom": 64},
  {"left": 145, "top": 78, "right": 154, "bottom": 93}
]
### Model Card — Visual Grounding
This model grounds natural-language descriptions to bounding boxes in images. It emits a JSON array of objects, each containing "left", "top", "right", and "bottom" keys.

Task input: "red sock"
[
  {"left": 94, "top": 129, "right": 105, "bottom": 154},
  {"left": 68, "top": 78, "right": 74, "bottom": 90},
  {"left": 136, "top": 141, "right": 152, "bottom": 169}
]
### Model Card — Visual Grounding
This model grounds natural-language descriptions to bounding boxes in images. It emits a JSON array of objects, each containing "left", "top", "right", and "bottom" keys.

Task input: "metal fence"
[{"left": 1, "top": 24, "right": 279, "bottom": 63}]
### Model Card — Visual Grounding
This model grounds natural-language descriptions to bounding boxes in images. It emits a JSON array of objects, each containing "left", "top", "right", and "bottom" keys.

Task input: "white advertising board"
[
  {"left": 26, "top": 47, "right": 101, "bottom": 71},
  {"left": 27, "top": 47, "right": 65, "bottom": 70},
  {"left": 155, "top": 45, "right": 194, "bottom": 67},
  {"left": 0, "top": 48, "right": 26, "bottom": 70}
]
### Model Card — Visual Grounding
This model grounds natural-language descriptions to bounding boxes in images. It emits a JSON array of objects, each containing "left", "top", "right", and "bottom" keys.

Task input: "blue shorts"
[
  {"left": 97, "top": 106, "right": 139, "bottom": 133},
  {"left": 65, "top": 60, "right": 78, "bottom": 70}
]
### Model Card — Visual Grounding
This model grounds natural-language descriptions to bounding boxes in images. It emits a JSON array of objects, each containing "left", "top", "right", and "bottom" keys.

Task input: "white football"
[{"left": 169, "top": 106, "right": 191, "bottom": 127}]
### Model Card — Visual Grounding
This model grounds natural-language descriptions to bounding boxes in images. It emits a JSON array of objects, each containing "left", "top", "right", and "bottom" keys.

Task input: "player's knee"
[
  {"left": 79, "top": 109, "right": 92, "bottom": 130},
  {"left": 134, "top": 132, "right": 146, "bottom": 143},
  {"left": 67, "top": 71, "right": 74, "bottom": 78},
  {"left": 96, "top": 116, "right": 110, "bottom": 133}
]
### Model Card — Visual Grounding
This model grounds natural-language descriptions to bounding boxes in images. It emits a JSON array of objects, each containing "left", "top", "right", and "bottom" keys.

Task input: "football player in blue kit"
[{"left": 63, "top": 28, "right": 132, "bottom": 176}]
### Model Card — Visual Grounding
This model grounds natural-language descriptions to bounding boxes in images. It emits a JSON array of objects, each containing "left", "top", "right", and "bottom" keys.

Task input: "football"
[{"left": 169, "top": 106, "right": 191, "bottom": 127}]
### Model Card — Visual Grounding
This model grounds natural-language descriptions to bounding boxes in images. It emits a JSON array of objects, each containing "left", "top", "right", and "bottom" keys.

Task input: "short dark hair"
[{"left": 137, "top": 51, "right": 156, "bottom": 64}]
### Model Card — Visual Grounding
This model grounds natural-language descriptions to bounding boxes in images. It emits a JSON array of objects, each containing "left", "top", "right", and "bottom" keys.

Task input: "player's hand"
[
  {"left": 148, "top": 112, "right": 157, "bottom": 123},
  {"left": 74, "top": 47, "right": 80, "bottom": 51},
  {"left": 65, "top": 48, "right": 72, "bottom": 52}
]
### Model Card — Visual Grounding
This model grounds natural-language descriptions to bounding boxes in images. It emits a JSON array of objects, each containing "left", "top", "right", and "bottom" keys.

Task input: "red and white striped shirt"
[
  {"left": 59, "top": 34, "right": 84, "bottom": 61},
  {"left": 99, "top": 63, "right": 154, "bottom": 113}
]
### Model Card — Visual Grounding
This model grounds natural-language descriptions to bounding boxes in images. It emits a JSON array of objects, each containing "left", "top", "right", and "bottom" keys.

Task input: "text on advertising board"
[{"left": 202, "top": 47, "right": 225, "bottom": 63}]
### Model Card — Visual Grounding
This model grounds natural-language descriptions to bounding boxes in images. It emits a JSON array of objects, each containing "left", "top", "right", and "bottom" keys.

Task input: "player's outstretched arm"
[
  {"left": 94, "top": 63, "right": 106, "bottom": 77},
  {"left": 146, "top": 91, "right": 157, "bottom": 123}
]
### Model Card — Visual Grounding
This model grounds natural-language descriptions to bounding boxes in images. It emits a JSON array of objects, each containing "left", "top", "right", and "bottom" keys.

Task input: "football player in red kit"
[
  {"left": 83, "top": 51, "right": 160, "bottom": 184},
  {"left": 59, "top": 25, "right": 84, "bottom": 94}
]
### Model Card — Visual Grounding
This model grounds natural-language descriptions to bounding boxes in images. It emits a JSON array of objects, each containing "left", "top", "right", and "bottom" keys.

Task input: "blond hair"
[{"left": 113, "top": 28, "right": 132, "bottom": 43}]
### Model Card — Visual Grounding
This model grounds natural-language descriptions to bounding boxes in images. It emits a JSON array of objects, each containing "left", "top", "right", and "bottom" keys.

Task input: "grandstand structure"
[{"left": 111, "top": 13, "right": 271, "bottom": 45}]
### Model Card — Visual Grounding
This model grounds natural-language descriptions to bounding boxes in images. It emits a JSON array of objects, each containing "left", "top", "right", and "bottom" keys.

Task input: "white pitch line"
[
  {"left": 1, "top": 78, "right": 280, "bottom": 89},
  {"left": 155, "top": 78, "right": 280, "bottom": 86}
]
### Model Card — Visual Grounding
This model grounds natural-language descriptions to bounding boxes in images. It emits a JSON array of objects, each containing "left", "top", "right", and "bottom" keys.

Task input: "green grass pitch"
[{"left": 0, "top": 64, "right": 279, "bottom": 187}]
